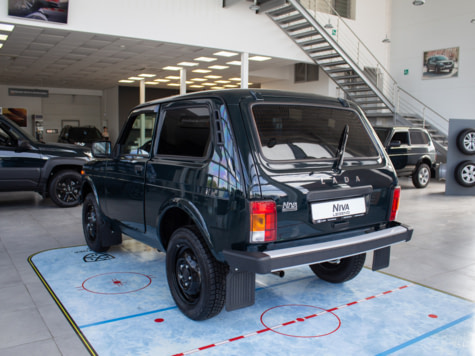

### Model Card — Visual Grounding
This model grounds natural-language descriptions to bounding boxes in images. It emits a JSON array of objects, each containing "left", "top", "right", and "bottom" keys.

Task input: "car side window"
[
  {"left": 157, "top": 106, "right": 211, "bottom": 158},
  {"left": 391, "top": 132, "right": 409, "bottom": 145},
  {"left": 410, "top": 130, "right": 429, "bottom": 145},
  {"left": 121, "top": 112, "right": 157, "bottom": 157}
]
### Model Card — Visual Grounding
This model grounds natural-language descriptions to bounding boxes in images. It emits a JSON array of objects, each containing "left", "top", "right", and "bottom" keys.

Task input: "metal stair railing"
[{"left": 267, "top": 0, "right": 449, "bottom": 141}]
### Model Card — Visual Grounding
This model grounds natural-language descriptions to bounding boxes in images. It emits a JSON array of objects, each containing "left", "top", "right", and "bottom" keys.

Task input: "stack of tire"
[{"left": 455, "top": 128, "right": 475, "bottom": 187}]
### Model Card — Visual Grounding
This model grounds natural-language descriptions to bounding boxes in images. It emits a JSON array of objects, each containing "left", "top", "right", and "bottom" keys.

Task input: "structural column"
[{"left": 241, "top": 52, "right": 249, "bottom": 89}]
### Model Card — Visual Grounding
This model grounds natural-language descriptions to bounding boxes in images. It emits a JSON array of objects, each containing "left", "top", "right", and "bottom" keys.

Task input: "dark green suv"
[{"left": 81, "top": 90, "right": 412, "bottom": 320}]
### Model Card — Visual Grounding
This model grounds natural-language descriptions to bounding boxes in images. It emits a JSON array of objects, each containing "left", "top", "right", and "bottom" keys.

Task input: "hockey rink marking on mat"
[
  {"left": 376, "top": 312, "right": 475, "bottom": 356},
  {"left": 171, "top": 284, "right": 413, "bottom": 356}
]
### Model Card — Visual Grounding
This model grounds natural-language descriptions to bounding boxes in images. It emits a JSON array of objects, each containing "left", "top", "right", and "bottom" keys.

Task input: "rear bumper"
[{"left": 223, "top": 222, "right": 413, "bottom": 274}]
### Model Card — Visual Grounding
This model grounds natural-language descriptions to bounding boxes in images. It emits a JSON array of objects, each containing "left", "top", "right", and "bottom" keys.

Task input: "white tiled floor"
[{"left": 0, "top": 179, "right": 474, "bottom": 355}]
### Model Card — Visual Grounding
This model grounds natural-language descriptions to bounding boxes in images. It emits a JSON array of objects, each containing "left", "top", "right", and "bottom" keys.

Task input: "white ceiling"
[{"left": 0, "top": 23, "right": 296, "bottom": 91}]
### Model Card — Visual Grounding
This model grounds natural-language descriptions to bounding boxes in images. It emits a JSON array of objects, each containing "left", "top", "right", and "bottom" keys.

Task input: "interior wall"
[{"left": 390, "top": 0, "right": 475, "bottom": 120}]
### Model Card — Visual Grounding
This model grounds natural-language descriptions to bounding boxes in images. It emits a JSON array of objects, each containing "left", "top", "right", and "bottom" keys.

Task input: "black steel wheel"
[
  {"left": 412, "top": 163, "right": 431, "bottom": 188},
  {"left": 454, "top": 160, "right": 475, "bottom": 187},
  {"left": 49, "top": 170, "right": 82, "bottom": 207},
  {"left": 457, "top": 128, "right": 475, "bottom": 155},
  {"left": 166, "top": 227, "right": 226, "bottom": 321},
  {"left": 309, "top": 254, "right": 366, "bottom": 283},
  {"left": 82, "top": 193, "right": 109, "bottom": 252}
]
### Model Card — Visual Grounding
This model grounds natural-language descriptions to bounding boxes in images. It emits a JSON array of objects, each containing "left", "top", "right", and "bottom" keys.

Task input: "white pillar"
[
  {"left": 180, "top": 68, "right": 187, "bottom": 95},
  {"left": 241, "top": 52, "right": 249, "bottom": 89},
  {"left": 139, "top": 79, "right": 145, "bottom": 104}
]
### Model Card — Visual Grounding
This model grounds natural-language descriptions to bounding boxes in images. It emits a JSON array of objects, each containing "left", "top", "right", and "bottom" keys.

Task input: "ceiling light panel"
[
  {"left": 163, "top": 66, "right": 182, "bottom": 71},
  {"left": 208, "top": 65, "right": 229, "bottom": 70},
  {"left": 213, "top": 50, "right": 238, "bottom": 57},
  {"left": 177, "top": 61, "right": 198, "bottom": 66},
  {"left": 192, "top": 69, "right": 211, "bottom": 73},
  {"left": 0, "top": 23, "right": 15, "bottom": 31},
  {"left": 249, "top": 55, "right": 271, "bottom": 61},
  {"left": 194, "top": 56, "right": 217, "bottom": 62}
]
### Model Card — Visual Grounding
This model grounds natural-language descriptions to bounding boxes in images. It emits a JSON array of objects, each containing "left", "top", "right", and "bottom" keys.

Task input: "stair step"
[
  {"left": 298, "top": 37, "right": 326, "bottom": 47},
  {"left": 359, "top": 105, "right": 390, "bottom": 111},
  {"left": 267, "top": 4, "right": 295, "bottom": 17},
  {"left": 327, "top": 69, "right": 357, "bottom": 75},
  {"left": 285, "top": 21, "right": 312, "bottom": 32},
  {"left": 276, "top": 13, "right": 303, "bottom": 25},
  {"left": 307, "top": 45, "right": 334, "bottom": 54},
  {"left": 320, "top": 61, "right": 348, "bottom": 68},
  {"left": 291, "top": 29, "right": 320, "bottom": 40},
  {"left": 312, "top": 52, "right": 341, "bottom": 60},
  {"left": 353, "top": 99, "right": 382, "bottom": 105},
  {"left": 338, "top": 81, "right": 367, "bottom": 87}
]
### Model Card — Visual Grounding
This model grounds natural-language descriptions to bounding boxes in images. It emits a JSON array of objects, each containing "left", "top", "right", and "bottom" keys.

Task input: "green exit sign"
[
  {"left": 404, "top": 69, "right": 409, "bottom": 75},
  {"left": 332, "top": 29, "right": 337, "bottom": 36}
]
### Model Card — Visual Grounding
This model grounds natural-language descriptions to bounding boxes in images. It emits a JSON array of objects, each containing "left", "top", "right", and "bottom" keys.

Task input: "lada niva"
[{"left": 81, "top": 90, "right": 413, "bottom": 320}]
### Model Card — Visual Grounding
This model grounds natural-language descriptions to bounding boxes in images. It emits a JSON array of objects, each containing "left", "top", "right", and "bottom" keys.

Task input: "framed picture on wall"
[
  {"left": 8, "top": 0, "right": 69, "bottom": 24},
  {"left": 2, "top": 108, "right": 27, "bottom": 127},
  {"left": 423, "top": 47, "right": 459, "bottom": 80}
]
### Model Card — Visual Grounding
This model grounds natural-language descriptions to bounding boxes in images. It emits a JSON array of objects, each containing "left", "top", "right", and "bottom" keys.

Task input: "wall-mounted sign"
[
  {"left": 8, "top": 88, "right": 49, "bottom": 97},
  {"left": 423, "top": 47, "right": 459, "bottom": 80},
  {"left": 8, "top": 0, "right": 69, "bottom": 24},
  {"left": 46, "top": 129, "right": 59, "bottom": 134},
  {"left": 404, "top": 69, "right": 409, "bottom": 76}
]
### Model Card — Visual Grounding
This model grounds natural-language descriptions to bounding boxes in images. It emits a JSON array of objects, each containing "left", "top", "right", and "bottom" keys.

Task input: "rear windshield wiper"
[{"left": 333, "top": 124, "right": 349, "bottom": 173}]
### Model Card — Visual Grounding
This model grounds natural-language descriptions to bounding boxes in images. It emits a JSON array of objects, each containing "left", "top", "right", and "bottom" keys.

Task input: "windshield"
[
  {"left": 66, "top": 127, "right": 103, "bottom": 141},
  {"left": 251, "top": 104, "right": 379, "bottom": 162}
]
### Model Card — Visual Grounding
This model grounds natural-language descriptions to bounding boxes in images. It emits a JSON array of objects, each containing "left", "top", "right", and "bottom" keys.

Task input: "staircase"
[{"left": 263, "top": 0, "right": 448, "bottom": 156}]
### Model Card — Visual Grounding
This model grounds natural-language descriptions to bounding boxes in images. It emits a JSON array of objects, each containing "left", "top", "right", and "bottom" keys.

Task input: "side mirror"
[
  {"left": 390, "top": 140, "right": 402, "bottom": 148},
  {"left": 15, "top": 140, "right": 32, "bottom": 152},
  {"left": 91, "top": 141, "right": 111, "bottom": 158}
]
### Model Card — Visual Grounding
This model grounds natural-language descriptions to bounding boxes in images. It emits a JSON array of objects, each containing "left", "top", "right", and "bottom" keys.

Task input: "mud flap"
[
  {"left": 372, "top": 246, "right": 390, "bottom": 271},
  {"left": 225, "top": 270, "right": 255, "bottom": 311},
  {"left": 99, "top": 219, "right": 122, "bottom": 246}
]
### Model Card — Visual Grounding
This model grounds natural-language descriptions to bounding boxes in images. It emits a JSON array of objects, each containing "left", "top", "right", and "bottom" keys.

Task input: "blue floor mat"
[{"left": 29, "top": 240, "right": 475, "bottom": 356}]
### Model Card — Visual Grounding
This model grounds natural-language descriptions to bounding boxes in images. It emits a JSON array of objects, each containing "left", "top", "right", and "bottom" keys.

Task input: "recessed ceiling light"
[
  {"left": 249, "top": 56, "right": 271, "bottom": 61},
  {"left": 0, "top": 23, "right": 14, "bottom": 31},
  {"left": 154, "top": 79, "right": 170, "bottom": 82},
  {"left": 165, "top": 75, "right": 180, "bottom": 80},
  {"left": 191, "top": 78, "right": 207, "bottom": 81},
  {"left": 0, "top": 43, "right": 3, "bottom": 49},
  {"left": 145, "top": 81, "right": 158, "bottom": 85},
  {"left": 229, "top": 77, "right": 241, "bottom": 81},
  {"left": 208, "top": 65, "right": 229, "bottom": 70},
  {"left": 227, "top": 61, "right": 241, "bottom": 66},
  {"left": 178, "top": 61, "right": 198, "bottom": 67},
  {"left": 216, "top": 80, "right": 231, "bottom": 84},
  {"left": 205, "top": 75, "right": 222, "bottom": 79},
  {"left": 139, "top": 73, "right": 156, "bottom": 78},
  {"left": 167, "top": 83, "right": 180, "bottom": 87},
  {"left": 192, "top": 69, "right": 212, "bottom": 73},
  {"left": 128, "top": 77, "right": 144, "bottom": 80},
  {"left": 195, "top": 57, "right": 217, "bottom": 62},
  {"left": 211, "top": 86, "right": 224, "bottom": 90},
  {"left": 190, "top": 85, "right": 204, "bottom": 88},
  {"left": 163, "top": 66, "right": 182, "bottom": 71},
  {"left": 202, "top": 82, "right": 215, "bottom": 86},
  {"left": 0, "top": 34, "right": 8, "bottom": 41},
  {"left": 119, "top": 80, "right": 134, "bottom": 83},
  {"left": 224, "top": 84, "right": 238, "bottom": 88},
  {"left": 214, "top": 51, "right": 238, "bottom": 57}
]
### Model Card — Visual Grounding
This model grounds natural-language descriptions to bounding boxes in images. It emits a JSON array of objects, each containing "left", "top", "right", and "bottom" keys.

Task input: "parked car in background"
[
  {"left": 81, "top": 90, "right": 413, "bottom": 320},
  {"left": 0, "top": 115, "right": 91, "bottom": 207},
  {"left": 374, "top": 126, "right": 437, "bottom": 188},
  {"left": 426, "top": 55, "right": 454, "bottom": 73},
  {"left": 58, "top": 125, "right": 103, "bottom": 147}
]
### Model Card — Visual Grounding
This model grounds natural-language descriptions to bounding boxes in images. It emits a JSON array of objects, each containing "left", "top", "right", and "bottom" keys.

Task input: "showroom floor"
[{"left": 1, "top": 179, "right": 474, "bottom": 355}]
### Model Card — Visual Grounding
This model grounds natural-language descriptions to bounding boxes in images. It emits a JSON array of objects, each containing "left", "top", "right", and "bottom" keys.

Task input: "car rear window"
[{"left": 251, "top": 104, "right": 379, "bottom": 162}]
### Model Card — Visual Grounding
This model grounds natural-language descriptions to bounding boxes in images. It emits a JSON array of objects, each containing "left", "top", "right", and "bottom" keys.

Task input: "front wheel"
[
  {"left": 166, "top": 227, "right": 226, "bottom": 320},
  {"left": 49, "top": 170, "right": 82, "bottom": 207},
  {"left": 309, "top": 254, "right": 366, "bottom": 283},
  {"left": 412, "top": 163, "right": 431, "bottom": 188}
]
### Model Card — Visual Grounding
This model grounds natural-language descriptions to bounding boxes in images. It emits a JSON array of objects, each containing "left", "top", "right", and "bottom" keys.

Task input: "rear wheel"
[
  {"left": 309, "top": 254, "right": 366, "bottom": 283},
  {"left": 166, "top": 227, "right": 226, "bottom": 320},
  {"left": 82, "top": 193, "right": 109, "bottom": 252},
  {"left": 49, "top": 170, "right": 82, "bottom": 207},
  {"left": 412, "top": 163, "right": 431, "bottom": 188}
]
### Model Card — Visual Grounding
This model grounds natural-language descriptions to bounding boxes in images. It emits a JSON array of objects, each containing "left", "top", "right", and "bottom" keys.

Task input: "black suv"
[
  {"left": 426, "top": 55, "right": 454, "bottom": 74},
  {"left": 58, "top": 125, "right": 103, "bottom": 147},
  {"left": 0, "top": 115, "right": 91, "bottom": 207},
  {"left": 81, "top": 90, "right": 412, "bottom": 320},
  {"left": 374, "top": 126, "right": 437, "bottom": 188}
]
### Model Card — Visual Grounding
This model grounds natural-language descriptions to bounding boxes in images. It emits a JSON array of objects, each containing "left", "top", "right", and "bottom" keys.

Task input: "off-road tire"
[
  {"left": 412, "top": 163, "right": 431, "bottom": 188},
  {"left": 82, "top": 193, "right": 110, "bottom": 252},
  {"left": 310, "top": 254, "right": 366, "bottom": 283},
  {"left": 49, "top": 170, "right": 82, "bottom": 207},
  {"left": 166, "top": 226, "right": 226, "bottom": 321}
]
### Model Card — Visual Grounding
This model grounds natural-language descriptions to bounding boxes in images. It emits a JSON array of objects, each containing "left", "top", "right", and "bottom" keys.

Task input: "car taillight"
[
  {"left": 250, "top": 201, "right": 277, "bottom": 243},
  {"left": 389, "top": 186, "right": 401, "bottom": 221}
]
